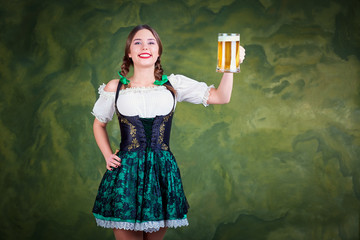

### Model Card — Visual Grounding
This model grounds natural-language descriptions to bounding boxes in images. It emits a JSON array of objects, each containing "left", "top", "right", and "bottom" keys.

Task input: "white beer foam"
[{"left": 218, "top": 34, "right": 240, "bottom": 42}]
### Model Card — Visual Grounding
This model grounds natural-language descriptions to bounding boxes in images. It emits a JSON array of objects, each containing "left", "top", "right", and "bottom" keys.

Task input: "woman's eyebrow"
[{"left": 133, "top": 38, "right": 156, "bottom": 41}]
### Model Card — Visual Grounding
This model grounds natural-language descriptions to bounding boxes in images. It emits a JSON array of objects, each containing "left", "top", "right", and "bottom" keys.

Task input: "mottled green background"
[{"left": 0, "top": 0, "right": 359, "bottom": 239}]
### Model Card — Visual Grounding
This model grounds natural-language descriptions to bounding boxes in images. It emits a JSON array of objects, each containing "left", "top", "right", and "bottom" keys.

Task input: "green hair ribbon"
[
  {"left": 154, "top": 75, "right": 169, "bottom": 85},
  {"left": 118, "top": 72, "right": 130, "bottom": 85}
]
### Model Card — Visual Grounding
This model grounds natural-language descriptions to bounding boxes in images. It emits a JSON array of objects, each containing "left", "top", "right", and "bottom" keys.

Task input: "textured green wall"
[{"left": 0, "top": 0, "right": 359, "bottom": 239}]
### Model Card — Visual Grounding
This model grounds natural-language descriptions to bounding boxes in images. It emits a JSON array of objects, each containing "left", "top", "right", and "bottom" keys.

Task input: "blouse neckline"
[{"left": 118, "top": 85, "right": 167, "bottom": 95}]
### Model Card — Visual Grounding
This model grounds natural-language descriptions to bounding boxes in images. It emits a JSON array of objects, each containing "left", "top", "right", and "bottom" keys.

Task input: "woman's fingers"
[
  {"left": 107, "top": 161, "right": 120, "bottom": 171},
  {"left": 113, "top": 155, "right": 121, "bottom": 162},
  {"left": 113, "top": 158, "right": 121, "bottom": 167},
  {"left": 106, "top": 150, "right": 122, "bottom": 171},
  {"left": 113, "top": 149, "right": 121, "bottom": 161},
  {"left": 239, "top": 45, "right": 246, "bottom": 63},
  {"left": 109, "top": 159, "right": 121, "bottom": 168}
]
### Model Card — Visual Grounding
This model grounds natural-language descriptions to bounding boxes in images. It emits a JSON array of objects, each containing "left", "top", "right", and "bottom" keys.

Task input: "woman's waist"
[
  {"left": 117, "top": 146, "right": 173, "bottom": 155},
  {"left": 119, "top": 137, "right": 170, "bottom": 152}
]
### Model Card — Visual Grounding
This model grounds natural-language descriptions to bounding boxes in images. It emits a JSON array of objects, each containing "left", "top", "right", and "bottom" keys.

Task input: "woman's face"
[{"left": 128, "top": 29, "right": 160, "bottom": 68}]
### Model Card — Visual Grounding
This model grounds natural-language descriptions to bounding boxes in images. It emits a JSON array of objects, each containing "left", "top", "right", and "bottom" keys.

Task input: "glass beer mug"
[{"left": 216, "top": 33, "right": 240, "bottom": 73}]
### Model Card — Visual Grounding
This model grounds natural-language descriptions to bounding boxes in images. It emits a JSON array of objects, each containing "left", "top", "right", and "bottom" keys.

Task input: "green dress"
[{"left": 92, "top": 79, "right": 189, "bottom": 233}]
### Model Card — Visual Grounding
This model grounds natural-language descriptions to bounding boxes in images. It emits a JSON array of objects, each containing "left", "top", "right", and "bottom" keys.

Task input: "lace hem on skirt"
[{"left": 95, "top": 218, "right": 189, "bottom": 233}]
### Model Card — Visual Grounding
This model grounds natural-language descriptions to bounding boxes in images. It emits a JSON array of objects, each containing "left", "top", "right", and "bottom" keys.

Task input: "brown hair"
[{"left": 120, "top": 25, "right": 175, "bottom": 94}]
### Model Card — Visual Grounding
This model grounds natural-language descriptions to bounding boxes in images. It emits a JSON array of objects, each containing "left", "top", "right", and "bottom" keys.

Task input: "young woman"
[{"left": 91, "top": 25, "right": 245, "bottom": 240}]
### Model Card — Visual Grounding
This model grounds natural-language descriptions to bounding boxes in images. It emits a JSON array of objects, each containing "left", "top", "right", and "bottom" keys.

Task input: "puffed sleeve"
[
  {"left": 91, "top": 84, "right": 116, "bottom": 123},
  {"left": 168, "top": 74, "right": 214, "bottom": 107}
]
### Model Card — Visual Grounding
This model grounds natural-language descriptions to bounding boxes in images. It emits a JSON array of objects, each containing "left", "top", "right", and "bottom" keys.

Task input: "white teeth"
[{"left": 139, "top": 53, "right": 151, "bottom": 57}]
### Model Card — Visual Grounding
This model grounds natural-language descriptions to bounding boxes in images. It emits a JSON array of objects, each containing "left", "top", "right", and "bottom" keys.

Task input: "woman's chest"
[{"left": 116, "top": 87, "right": 175, "bottom": 118}]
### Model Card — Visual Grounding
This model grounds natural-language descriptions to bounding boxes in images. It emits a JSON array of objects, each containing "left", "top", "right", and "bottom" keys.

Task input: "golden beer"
[{"left": 216, "top": 33, "right": 240, "bottom": 73}]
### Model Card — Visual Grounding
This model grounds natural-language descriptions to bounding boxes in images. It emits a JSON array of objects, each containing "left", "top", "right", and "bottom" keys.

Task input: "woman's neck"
[{"left": 129, "top": 67, "right": 156, "bottom": 87}]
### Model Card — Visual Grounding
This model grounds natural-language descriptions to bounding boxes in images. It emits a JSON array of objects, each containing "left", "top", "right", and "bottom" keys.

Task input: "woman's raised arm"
[
  {"left": 207, "top": 73, "right": 233, "bottom": 104},
  {"left": 207, "top": 45, "right": 245, "bottom": 105}
]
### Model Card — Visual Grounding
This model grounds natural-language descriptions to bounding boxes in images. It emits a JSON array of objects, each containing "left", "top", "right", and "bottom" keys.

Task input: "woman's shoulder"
[
  {"left": 104, "top": 79, "right": 120, "bottom": 92},
  {"left": 167, "top": 73, "right": 187, "bottom": 84}
]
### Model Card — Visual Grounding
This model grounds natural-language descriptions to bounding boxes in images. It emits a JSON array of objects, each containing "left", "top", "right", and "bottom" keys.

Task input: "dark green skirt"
[{"left": 92, "top": 148, "right": 189, "bottom": 232}]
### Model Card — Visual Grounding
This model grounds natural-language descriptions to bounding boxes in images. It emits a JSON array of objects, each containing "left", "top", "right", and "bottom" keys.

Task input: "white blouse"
[{"left": 91, "top": 74, "right": 214, "bottom": 123}]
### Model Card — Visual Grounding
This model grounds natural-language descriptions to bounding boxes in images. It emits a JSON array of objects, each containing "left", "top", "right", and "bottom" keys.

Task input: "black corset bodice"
[
  {"left": 117, "top": 113, "right": 173, "bottom": 151},
  {"left": 114, "top": 80, "right": 175, "bottom": 152}
]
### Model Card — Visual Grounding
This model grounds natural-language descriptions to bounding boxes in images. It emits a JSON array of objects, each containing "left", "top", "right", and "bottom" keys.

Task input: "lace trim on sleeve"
[
  {"left": 202, "top": 84, "right": 215, "bottom": 107},
  {"left": 98, "top": 83, "right": 115, "bottom": 100},
  {"left": 91, "top": 112, "right": 112, "bottom": 123}
]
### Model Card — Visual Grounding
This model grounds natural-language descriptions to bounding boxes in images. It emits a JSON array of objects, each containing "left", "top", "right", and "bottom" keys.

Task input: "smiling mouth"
[{"left": 138, "top": 53, "right": 152, "bottom": 58}]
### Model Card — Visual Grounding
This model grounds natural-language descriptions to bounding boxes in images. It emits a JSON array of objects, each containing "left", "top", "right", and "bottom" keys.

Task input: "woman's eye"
[
  {"left": 134, "top": 41, "right": 141, "bottom": 45},
  {"left": 149, "top": 41, "right": 156, "bottom": 45}
]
